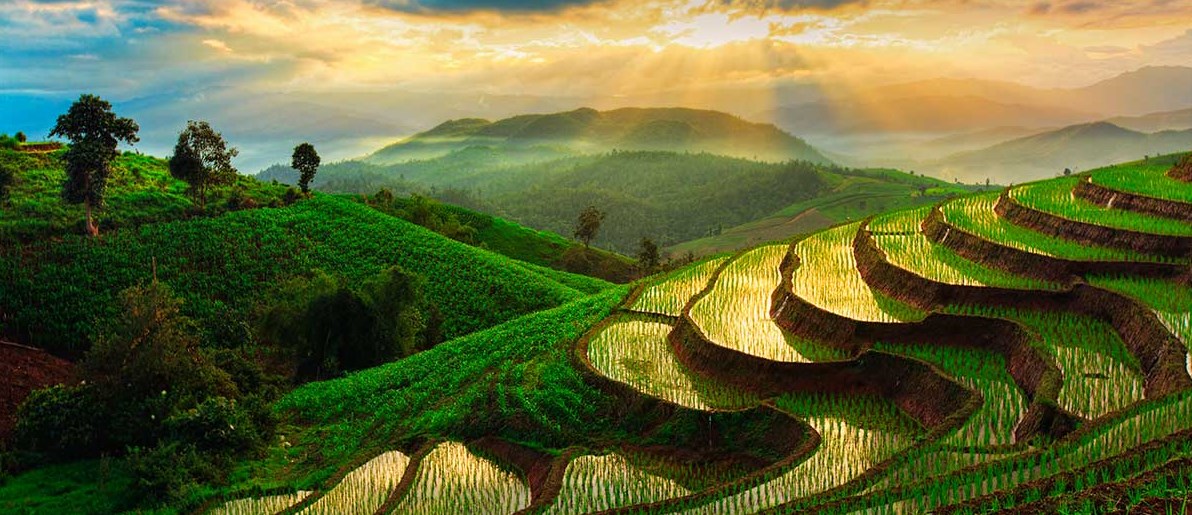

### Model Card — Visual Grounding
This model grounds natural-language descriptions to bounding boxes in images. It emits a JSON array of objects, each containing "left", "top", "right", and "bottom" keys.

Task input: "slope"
[
  {"left": 932, "top": 122, "right": 1192, "bottom": 183},
  {"left": 364, "top": 106, "right": 831, "bottom": 165},
  {"left": 0, "top": 153, "right": 609, "bottom": 356}
]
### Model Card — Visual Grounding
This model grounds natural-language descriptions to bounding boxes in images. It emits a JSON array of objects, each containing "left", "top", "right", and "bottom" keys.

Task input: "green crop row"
[
  {"left": 1011, "top": 177, "right": 1192, "bottom": 236},
  {"left": 941, "top": 192, "right": 1181, "bottom": 263}
]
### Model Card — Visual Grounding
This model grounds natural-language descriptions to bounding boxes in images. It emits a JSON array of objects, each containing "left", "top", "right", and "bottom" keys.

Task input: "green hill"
[
  {"left": 666, "top": 168, "right": 984, "bottom": 257},
  {"left": 265, "top": 151, "right": 857, "bottom": 253},
  {"left": 0, "top": 149, "right": 611, "bottom": 355},
  {"left": 364, "top": 107, "right": 830, "bottom": 165}
]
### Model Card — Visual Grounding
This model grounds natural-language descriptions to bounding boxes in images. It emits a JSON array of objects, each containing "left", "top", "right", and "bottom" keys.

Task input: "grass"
[
  {"left": 792, "top": 223, "right": 926, "bottom": 323},
  {"left": 874, "top": 341, "right": 1027, "bottom": 448},
  {"left": 1011, "top": 176, "right": 1192, "bottom": 236},
  {"left": 388, "top": 441, "right": 530, "bottom": 514},
  {"left": 872, "top": 208, "right": 1062, "bottom": 291},
  {"left": 586, "top": 315, "right": 758, "bottom": 410},
  {"left": 1088, "top": 154, "right": 1192, "bottom": 203},
  {"left": 946, "top": 306, "right": 1144, "bottom": 420},
  {"left": 0, "top": 149, "right": 287, "bottom": 241},
  {"left": 689, "top": 245, "right": 844, "bottom": 362},
  {"left": 0, "top": 460, "right": 139, "bottom": 515},
  {"left": 630, "top": 256, "right": 729, "bottom": 317},
  {"left": 0, "top": 195, "right": 592, "bottom": 353},
  {"left": 940, "top": 192, "right": 1179, "bottom": 264}
]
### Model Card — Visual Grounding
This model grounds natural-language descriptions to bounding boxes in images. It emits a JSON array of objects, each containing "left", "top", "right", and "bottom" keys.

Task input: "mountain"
[
  {"left": 930, "top": 122, "right": 1192, "bottom": 183},
  {"left": 1107, "top": 107, "right": 1192, "bottom": 133},
  {"left": 365, "top": 107, "right": 831, "bottom": 165},
  {"left": 761, "top": 66, "right": 1192, "bottom": 140},
  {"left": 760, "top": 95, "right": 1096, "bottom": 136}
]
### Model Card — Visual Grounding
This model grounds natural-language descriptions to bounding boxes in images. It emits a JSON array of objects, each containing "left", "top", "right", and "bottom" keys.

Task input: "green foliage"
[
  {"left": 169, "top": 120, "right": 239, "bottom": 208},
  {"left": 13, "top": 385, "right": 99, "bottom": 458},
  {"left": 359, "top": 190, "right": 632, "bottom": 282},
  {"left": 291, "top": 142, "right": 320, "bottom": 194},
  {"left": 257, "top": 267, "right": 429, "bottom": 380},
  {"left": 636, "top": 236, "right": 660, "bottom": 272},
  {"left": 0, "top": 149, "right": 288, "bottom": 241},
  {"left": 574, "top": 204, "right": 605, "bottom": 247},
  {"left": 49, "top": 94, "right": 140, "bottom": 235},
  {"left": 0, "top": 195, "right": 587, "bottom": 354}
]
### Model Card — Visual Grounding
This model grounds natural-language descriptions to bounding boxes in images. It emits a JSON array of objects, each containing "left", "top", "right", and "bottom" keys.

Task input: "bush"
[
  {"left": 127, "top": 441, "right": 213, "bottom": 502},
  {"left": 13, "top": 385, "right": 97, "bottom": 459},
  {"left": 257, "top": 266, "right": 430, "bottom": 380},
  {"left": 163, "top": 397, "right": 262, "bottom": 456}
]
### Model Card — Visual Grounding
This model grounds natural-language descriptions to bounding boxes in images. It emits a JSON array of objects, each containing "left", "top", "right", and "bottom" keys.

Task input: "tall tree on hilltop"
[
  {"left": 49, "top": 94, "right": 140, "bottom": 236},
  {"left": 169, "top": 121, "right": 238, "bottom": 209},
  {"left": 291, "top": 142, "right": 320, "bottom": 194},
  {"left": 574, "top": 205, "right": 605, "bottom": 248}
]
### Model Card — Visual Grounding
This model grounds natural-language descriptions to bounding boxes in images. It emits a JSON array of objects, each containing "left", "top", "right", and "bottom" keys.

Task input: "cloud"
[{"left": 362, "top": 0, "right": 606, "bottom": 14}]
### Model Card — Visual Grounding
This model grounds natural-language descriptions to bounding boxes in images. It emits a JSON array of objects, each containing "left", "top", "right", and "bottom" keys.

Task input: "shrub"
[
  {"left": 127, "top": 441, "right": 213, "bottom": 502},
  {"left": 13, "top": 385, "right": 97, "bottom": 459}
]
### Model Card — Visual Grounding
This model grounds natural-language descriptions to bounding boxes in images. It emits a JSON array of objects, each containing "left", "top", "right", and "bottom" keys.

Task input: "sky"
[{"left": 3, "top": 0, "right": 1192, "bottom": 170}]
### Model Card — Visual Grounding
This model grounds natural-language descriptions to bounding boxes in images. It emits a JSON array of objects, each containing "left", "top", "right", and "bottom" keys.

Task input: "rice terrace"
[{"left": 4, "top": 0, "right": 1192, "bottom": 514}]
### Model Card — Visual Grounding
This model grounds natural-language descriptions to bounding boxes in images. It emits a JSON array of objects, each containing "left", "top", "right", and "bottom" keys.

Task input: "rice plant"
[
  {"left": 1088, "top": 275, "right": 1192, "bottom": 376},
  {"left": 690, "top": 245, "right": 844, "bottom": 362},
  {"left": 940, "top": 193, "right": 1178, "bottom": 263},
  {"left": 587, "top": 316, "right": 759, "bottom": 410},
  {"left": 208, "top": 491, "right": 312, "bottom": 515},
  {"left": 873, "top": 342, "right": 1028, "bottom": 448},
  {"left": 542, "top": 453, "right": 692, "bottom": 514},
  {"left": 869, "top": 207, "right": 930, "bottom": 234},
  {"left": 792, "top": 223, "right": 925, "bottom": 323},
  {"left": 630, "top": 257, "right": 729, "bottom": 317},
  {"left": 1089, "top": 160, "right": 1192, "bottom": 203},
  {"left": 388, "top": 441, "right": 530, "bottom": 514},
  {"left": 682, "top": 394, "right": 919, "bottom": 513},
  {"left": 945, "top": 306, "right": 1144, "bottom": 420},
  {"left": 1010, "top": 177, "right": 1192, "bottom": 236},
  {"left": 299, "top": 451, "right": 410, "bottom": 515},
  {"left": 873, "top": 209, "right": 1061, "bottom": 291}
]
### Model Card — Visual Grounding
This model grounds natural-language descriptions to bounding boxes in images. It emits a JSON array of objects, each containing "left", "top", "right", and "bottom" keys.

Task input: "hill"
[
  {"left": 0, "top": 149, "right": 611, "bottom": 355},
  {"left": 1108, "top": 107, "right": 1192, "bottom": 133},
  {"left": 666, "top": 169, "right": 983, "bottom": 257},
  {"left": 364, "top": 107, "right": 831, "bottom": 165},
  {"left": 265, "top": 148, "right": 949, "bottom": 255},
  {"left": 153, "top": 151, "right": 1192, "bottom": 514},
  {"left": 931, "top": 122, "right": 1192, "bottom": 183}
]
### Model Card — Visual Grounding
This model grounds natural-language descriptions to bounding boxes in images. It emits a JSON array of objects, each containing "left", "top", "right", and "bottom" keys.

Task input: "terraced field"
[{"left": 213, "top": 154, "right": 1192, "bottom": 514}]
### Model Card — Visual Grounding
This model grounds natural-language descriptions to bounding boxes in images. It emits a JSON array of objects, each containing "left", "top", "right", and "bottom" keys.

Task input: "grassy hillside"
[
  {"left": 667, "top": 169, "right": 982, "bottom": 257},
  {"left": 350, "top": 191, "right": 636, "bottom": 283},
  {"left": 364, "top": 107, "right": 830, "bottom": 165},
  {"left": 0, "top": 149, "right": 288, "bottom": 241},
  {"left": 0, "top": 150, "right": 612, "bottom": 355},
  {"left": 270, "top": 151, "right": 857, "bottom": 253},
  {"left": 8, "top": 152, "right": 1192, "bottom": 513}
]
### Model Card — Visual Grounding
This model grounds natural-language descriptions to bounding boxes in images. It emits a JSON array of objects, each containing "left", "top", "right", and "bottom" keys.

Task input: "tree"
[
  {"left": 49, "top": 94, "right": 140, "bottom": 236},
  {"left": 574, "top": 205, "right": 605, "bottom": 248},
  {"left": 15, "top": 131, "right": 26, "bottom": 143},
  {"left": 1063, "top": 167, "right": 1072, "bottom": 176},
  {"left": 637, "top": 237, "right": 660, "bottom": 272},
  {"left": 169, "top": 121, "right": 238, "bottom": 209},
  {"left": 291, "top": 142, "right": 320, "bottom": 194}
]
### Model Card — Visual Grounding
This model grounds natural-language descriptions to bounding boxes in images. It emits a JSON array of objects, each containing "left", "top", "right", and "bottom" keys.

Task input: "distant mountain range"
[
  {"left": 930, "top": 122, "right": 1192, "bottom": 183},
  {"left": 365, "top": 107, "right": 831, "bottom": 165},
  {"left": 762, "top": 66, "right": 1192, "bottom": 137}
]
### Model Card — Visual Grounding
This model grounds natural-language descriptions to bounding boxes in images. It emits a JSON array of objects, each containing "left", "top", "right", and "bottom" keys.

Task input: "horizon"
[{"left": 3, "top": 0, "right": 1192, "bottom": 172}]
